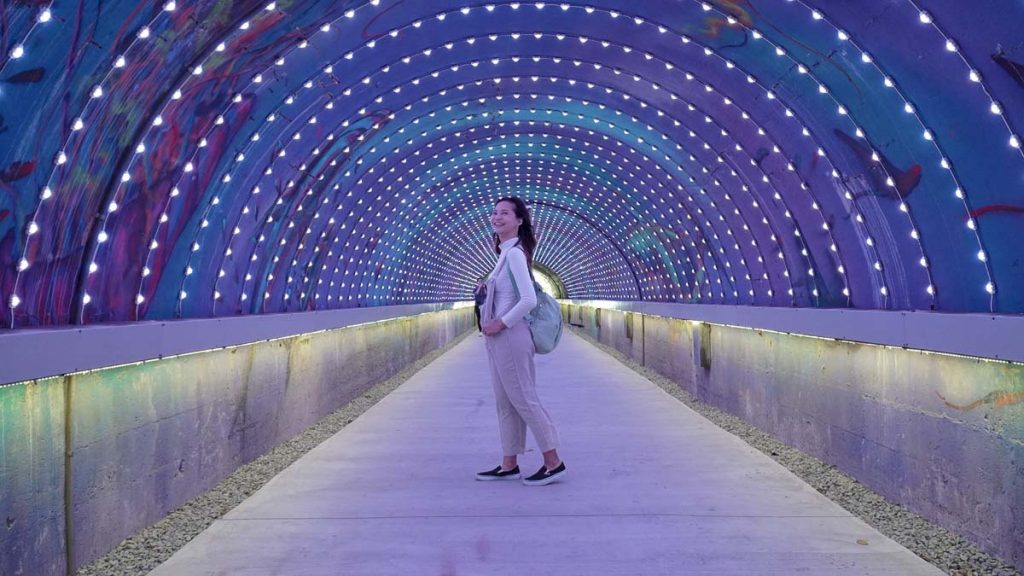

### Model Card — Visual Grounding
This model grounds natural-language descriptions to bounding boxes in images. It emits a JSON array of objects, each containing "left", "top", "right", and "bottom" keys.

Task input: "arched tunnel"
[{"left": 1, "top": 1, "right": 1022, "bottom": 574}]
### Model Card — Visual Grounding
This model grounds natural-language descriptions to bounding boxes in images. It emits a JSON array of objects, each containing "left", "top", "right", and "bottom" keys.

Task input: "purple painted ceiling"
[{"left": 1, "top": 0, "right": 1022, "bottom": 329}]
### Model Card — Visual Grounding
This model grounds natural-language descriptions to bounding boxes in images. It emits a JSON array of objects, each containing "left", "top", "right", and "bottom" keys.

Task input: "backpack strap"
[
  {"left": 506, "top": 265, "right": 521, "bottom": 300},
  {"left": 509, "top": 242, "right": 535, "bottom": 281},
  {"left": 503, "top": 245, "right": 535, "bottom": 302}
]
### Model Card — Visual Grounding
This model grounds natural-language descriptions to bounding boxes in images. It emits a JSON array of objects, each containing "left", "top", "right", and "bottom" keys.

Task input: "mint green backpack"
[{"left": 506, "top": 249, "right": 563, "bottom": 354}]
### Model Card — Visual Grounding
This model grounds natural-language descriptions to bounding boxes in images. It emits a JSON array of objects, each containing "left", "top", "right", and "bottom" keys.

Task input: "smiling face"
[{"left": 491, "top": 200, "right": 522, "bottom": 240}]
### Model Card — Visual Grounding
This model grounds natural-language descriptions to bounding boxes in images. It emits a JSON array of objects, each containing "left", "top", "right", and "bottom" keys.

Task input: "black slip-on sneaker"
[
  {"left": 475, "top": 465, "right": 521, "bottom": 481},
  {"left": 522, "top": 462, "right": 567, "bottom": 486}
]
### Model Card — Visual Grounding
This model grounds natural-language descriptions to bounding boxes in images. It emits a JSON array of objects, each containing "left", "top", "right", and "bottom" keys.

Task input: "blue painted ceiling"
[{"left": 1, "top": 0, "right": 1022, "bottom": 328}]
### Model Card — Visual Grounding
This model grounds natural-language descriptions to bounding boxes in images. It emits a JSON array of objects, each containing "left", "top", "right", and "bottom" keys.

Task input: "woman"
[{"left": 476, "top": 197, "right": 566, "bottom": 486}]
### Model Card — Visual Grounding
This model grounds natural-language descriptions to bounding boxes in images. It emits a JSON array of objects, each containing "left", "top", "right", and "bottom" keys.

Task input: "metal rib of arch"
[{"left": 2, "top": 0, "right": 1023, "bottom": 329}]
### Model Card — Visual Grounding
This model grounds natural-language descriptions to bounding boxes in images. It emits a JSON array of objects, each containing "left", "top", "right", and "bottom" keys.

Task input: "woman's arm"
[{"left": 500, "top": 248, "right": 538, "bottom": 327}]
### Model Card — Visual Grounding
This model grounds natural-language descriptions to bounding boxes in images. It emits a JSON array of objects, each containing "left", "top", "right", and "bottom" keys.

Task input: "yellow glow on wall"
[{"left": 534, "top": 268, "right": 560, "bottom": 298}]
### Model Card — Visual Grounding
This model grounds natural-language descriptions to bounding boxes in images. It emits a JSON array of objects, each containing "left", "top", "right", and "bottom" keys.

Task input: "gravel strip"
[
  {"left": 568, "top": 326, "right": 1021, "bottom": 576},
  {"left": 75, "top": 330, "right": 474, "bottom": 576}
]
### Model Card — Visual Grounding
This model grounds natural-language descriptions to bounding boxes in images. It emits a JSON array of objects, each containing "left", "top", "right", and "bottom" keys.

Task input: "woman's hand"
[{"left": 481, "top": 319, "right": 506, "bottom": 336}]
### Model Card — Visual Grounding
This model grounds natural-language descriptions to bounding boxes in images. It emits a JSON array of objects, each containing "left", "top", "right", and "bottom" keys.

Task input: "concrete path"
[{"left": 150, "top": 331, "right": 942, "bottom": 575}]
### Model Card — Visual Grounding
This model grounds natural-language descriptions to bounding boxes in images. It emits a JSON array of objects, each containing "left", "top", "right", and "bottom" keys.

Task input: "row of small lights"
[
  {"left": 295, "top": 146, "right": 682, "bottom": 306},
  {"left": 266, "top": 0, "right": 991, "bottom": 305},
  {"left": 682, "top": 1, "right": 935, "bottom": 302},
  {"left": 174, "top": 94, "right": 815, "bottom": 309},
  {"left": 6, "top": 1, "right": 852, "bottom": 313},
  {"left": 355, "top": 135, "right": 778, "bottom": 303},
  {"left": 468, "top": 183, "right": 676, "bottom": 300},
  {"left": 389, "top": 175, "right": 637, "bottom": 300},
  {"left": 280, "top": 71, "right": 839, "bottom": 301},
  {"left": 443, "top": 2, "right": 926, "bottom": 300},
  {"left": 142, "top": 84, "right": 774, "bottom": 311},
  {"left": 317, "top": 146, "right": 638, "bottom": 305},
  {"left": 413, "top": 168, "right": 658, "bottom": 300},
  {"left": 151, "top": 0, "right": 942, "bottom": 309},
  {"left": 2, "top": 3, "right": 614, "bottom": 309},
  {"left": 529, "top": 188, "right": 650, "bottom": 296},
  {"left": 5, "top": 0, "right": 287, "bottom": 321},
  {"left": 45, "top": 2, "right": 841, "bottom": 315},
  {"left": 539, "top": 210, "right": 642, "bottom": 299},
  {"left": 1, "top": 4, "right": 54, "bottom": 67},
  {"left": 9, "top": 25, "right": 790, "bottom": 313},
  {"left": 163, "top": 44, "right": 843, "bottom": 311},
  {"left": 399, "top": 189, "right": 639, "bottom": 302},
  {"left": 463, "top": 198, "right": 640, "bottom": 300},
  {"left": 727, "top": 0, "right": 998, "bottom": 298},
  {"left": 362, "top": 134, "right": 753, "bottom": 301},
  {"left": 811, "top": 0, "right": 1022, "bottom": 156},
  {"left": 8, "top": 0, "right": 994, "bottom": 318},
  {"left": 4, "top": 1, "right": 179, "bottom": 321},
  {"left": 429, "top": 158, "right": 732, "bottom": 298}
]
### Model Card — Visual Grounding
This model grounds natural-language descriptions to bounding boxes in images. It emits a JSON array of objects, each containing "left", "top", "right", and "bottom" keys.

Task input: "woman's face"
[{"left": 491, "top": 201, "right": 522, "bottom": 238}]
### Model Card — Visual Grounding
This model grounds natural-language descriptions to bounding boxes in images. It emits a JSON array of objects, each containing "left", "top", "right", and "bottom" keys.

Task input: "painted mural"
[{"left": 1, "top": 0, "right": 1023, "bottom": 329}]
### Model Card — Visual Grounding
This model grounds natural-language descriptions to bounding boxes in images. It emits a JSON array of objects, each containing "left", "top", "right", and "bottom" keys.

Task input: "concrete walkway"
[{"left": 150, "top": 331, "right": 942, "bottom": 575}]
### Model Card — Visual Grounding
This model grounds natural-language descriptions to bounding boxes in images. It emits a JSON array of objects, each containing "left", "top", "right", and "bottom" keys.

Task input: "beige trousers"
[{"left": 484, "top": 320, "right": 560, "bottom": 456}]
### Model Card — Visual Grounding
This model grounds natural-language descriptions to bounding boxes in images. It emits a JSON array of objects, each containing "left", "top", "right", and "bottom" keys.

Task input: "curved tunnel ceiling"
[{"left": 1, "top": 0, "right": 1023, "bottom": 329}]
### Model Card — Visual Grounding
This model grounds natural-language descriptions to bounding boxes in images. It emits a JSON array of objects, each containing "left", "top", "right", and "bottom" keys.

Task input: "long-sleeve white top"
[{"left": 488, "top": 237, "right": 537, "bottom": 327}]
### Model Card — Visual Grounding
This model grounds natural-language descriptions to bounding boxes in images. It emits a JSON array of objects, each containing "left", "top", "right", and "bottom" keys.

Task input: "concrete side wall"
[
  {"left": 564, "top": 304, "right": 1024, "bottom": 571},
  {"left": 0, "top": 377, "right": 67, "bottom": 576},
  {"left": 0, "top": 308, "right": 473, "bottom": 576}
]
